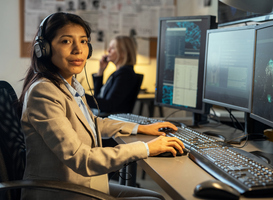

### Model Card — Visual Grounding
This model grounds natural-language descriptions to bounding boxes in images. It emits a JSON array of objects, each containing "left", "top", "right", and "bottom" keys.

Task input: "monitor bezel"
[
  {"left": 202, "top": 25, "right": 257, "bottom": 113},
  {"left": 154, "top": 15, "right": 216, "bottom": 115}
]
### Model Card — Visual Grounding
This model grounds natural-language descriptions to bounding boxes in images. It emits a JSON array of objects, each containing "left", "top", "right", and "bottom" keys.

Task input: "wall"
[
  {"left": 0, "top": 1, "right": 30, "bottom": 96},
  {"left": 0, "top": 0, "right": 217, "bottom": 117},
  {"left": 177, "top": 0, "right": 218, "bottom": 17}
]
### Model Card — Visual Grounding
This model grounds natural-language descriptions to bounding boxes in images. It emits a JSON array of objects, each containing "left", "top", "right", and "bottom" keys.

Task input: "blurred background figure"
[{"left": 86, "top": 35, "right": 142, "bottom": 115}]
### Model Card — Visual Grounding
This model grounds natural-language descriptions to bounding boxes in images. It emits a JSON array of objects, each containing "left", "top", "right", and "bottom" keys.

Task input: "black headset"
[{"left": 34, "top": 13, "right": 93, "bottom": 59}]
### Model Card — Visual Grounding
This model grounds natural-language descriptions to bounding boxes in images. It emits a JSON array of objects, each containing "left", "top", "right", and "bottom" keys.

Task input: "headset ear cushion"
[
  {"left": 87, "top": 43, "right": 93, "bottom": 59},
  {"left": 34, "top": 39, "right": 51, "bottom": 58}
]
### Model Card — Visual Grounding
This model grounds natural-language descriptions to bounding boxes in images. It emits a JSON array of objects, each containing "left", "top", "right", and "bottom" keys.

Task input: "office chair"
[
  {"left": 0, "top": 80, "right": 117, "bottom": 200},
  {"left": 127, "top": 73, "right": 144, "bottom": 113},
  {"left": 98, "top": 73, "right": 144, "bottom": 118}
]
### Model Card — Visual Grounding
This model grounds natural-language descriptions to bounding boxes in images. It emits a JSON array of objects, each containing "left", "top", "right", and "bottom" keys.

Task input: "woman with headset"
[{"left": 19, "top": 12, "right": 185, "bottom": 200}]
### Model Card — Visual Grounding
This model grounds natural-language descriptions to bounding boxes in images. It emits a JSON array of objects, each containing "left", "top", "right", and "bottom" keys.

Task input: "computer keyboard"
[
  {"left": 108, "top": 113, "right": 164, "bottom": 125},
  {"left": 165, "top": 127, "right": 227, "bottom": 150},
  {"left": 108, "top": 113, "right": 224, "bottom": 150},
  {"left": 108, "top": 113, "right": 273, "bottom": 196},
  {"left": 189, "top": 146, "right": 273, "bottom": 196}
]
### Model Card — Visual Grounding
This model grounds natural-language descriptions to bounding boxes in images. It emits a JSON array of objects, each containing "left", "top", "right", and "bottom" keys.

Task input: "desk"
[{"left": 115, "top": 134, "right": 273, "bottom": 200}]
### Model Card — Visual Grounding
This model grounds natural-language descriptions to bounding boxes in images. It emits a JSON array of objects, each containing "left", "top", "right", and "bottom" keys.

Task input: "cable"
[
  {"left": 84, "top": 64, "right": 100, "bottom": 117},
  {"left": 225, "top": 108, "right": 245, "bottom": 132},
  {"left": 226, "top": 108, "right": 237, "bottom": 129},
  {"left": 163, "top": 109, "right": 182, "bottom": 121},
  {"left": 208, "top": 107, "right": 221, "bottom": 124},
  {"left": 191, "top": 107, "right": 221, "bottom": 129},
  {"left": 223, "top": 108, "right": 249, "bottom": 148},
  {"left": 84, "top": 64, "right": 101, "bottom": 146}
]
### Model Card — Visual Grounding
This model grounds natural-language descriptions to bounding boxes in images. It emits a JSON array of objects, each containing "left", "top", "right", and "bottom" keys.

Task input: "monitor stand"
[
  {"left": 201, "top": 112, "right": 269, "bottom": 144},
  {"left": 200, "top": 112, "right": 250, "bottom": 144},
  {"left": 191, "top": 113, "right": 209, "bottom": 127},
  {"left": 201, "top": 128, "right": 245, "bottom": 144},
  {"left": 245, "top": 113, "right": 269, "bottom": 141}
]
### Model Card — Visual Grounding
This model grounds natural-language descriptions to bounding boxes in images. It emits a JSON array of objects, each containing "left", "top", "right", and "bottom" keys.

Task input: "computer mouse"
[
  {"left": 156, "top": 148, "right": 189, "bottom": 157},
  {"left": 194, "top": 180, "right": 240, "bottom": 200},
  {"left": 166, "top": 120, "right": 186, "bottom": 127},
  {"left": 158, "top": 127, "right": 175, "bottom": 133}
]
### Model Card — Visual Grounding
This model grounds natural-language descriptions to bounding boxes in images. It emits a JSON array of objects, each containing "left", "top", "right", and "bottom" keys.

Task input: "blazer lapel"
[
  {"left": 82, "top": 95, "right": 102, "bottom": 147},
  {"left": 60, "top": 84, "right": 98, "bottom": 146}
]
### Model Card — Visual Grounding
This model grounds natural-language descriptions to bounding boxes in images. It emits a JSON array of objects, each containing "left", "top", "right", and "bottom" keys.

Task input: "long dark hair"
[{"left": 18, "top": 12, "right": 91, "bottom": 113}]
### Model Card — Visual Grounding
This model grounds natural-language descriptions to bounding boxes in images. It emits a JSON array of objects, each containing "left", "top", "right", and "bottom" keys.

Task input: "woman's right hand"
[
  {"left": 147, "top": 136, "right": 185, "bottom": 157},
  {"left": 97, "top": 55, "right": 108, "bottom": 76}
]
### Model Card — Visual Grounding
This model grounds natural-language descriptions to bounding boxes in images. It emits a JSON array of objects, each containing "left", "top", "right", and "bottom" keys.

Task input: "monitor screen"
[
  {"left": 251, "top": 21, "right": 273, "bottom": 128},
  {"left": 203, "top": 26, "right": 256, "bottom": 113},
  {"left": 155, "top": 16, "right": 217, "bottom": 121}
]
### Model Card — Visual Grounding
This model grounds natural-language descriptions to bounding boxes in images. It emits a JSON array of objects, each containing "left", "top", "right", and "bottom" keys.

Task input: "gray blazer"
[{"left": 21, "top": 79, "right": 147, "bottom": 200}]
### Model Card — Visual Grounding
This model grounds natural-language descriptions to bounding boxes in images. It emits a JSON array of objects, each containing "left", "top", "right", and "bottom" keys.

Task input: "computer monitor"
[
  {"left": 155, "top": 15, "right": 217, "bottom": 126},
  {"left": 203, "top": 25, "right": 256, "bottom": 112},
  {"left": 203, "top": 25, "right": 256, "bottom": 143},
  {"left": 251, "top": 21, "right": 273, "bottom": 129}
]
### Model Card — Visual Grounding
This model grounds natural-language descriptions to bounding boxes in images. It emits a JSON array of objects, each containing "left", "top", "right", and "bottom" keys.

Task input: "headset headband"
[{"left": 36, "top": 13, "right": 54, "bottom": 42}]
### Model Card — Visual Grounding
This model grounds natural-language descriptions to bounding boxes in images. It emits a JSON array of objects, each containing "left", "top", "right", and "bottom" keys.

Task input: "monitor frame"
[
  {"left": 202, "top": 25, "right": 257, "bottom": 113},
  {"left": 154, "top": 15, "right": 217, "bottom": 116}
]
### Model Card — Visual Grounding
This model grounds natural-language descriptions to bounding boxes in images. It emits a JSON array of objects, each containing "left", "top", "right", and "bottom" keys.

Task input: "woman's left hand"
[{"left": 137, "top": 122, "right": 178, "bottom": 136}]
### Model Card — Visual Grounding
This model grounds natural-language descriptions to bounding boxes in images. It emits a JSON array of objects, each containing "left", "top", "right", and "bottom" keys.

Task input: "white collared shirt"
[{"left": 62, "top": 76, "right": 98, "bottom": 146}]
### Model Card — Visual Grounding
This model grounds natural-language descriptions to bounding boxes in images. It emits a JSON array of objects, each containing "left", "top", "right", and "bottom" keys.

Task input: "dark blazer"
[{"left": 86, "top": 65, "right": 138, "bottom": 113}]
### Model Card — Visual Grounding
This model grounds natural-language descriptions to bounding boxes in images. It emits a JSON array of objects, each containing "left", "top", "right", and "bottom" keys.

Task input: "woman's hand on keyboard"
[
  {"left": 147, "top": 136, "right": 185, "bottom": 157},
  {"left": 137, "top": 122, "right": 178, "bottom": 136}
]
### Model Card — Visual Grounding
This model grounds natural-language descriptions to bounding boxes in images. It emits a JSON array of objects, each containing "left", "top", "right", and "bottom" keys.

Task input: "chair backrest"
[
  {"left": 98, "top": 73, "right": 144, "bottom": 117},
  {"left": 127, "top": 73, "right": 143, "bottom": 113},
  {"left": 0, "top": 81, "right": 26, "bottom": 199}
]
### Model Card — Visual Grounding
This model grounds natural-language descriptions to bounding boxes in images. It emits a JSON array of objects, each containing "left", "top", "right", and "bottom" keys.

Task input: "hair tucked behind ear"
[{"left": 18, "top": 12, "right": 92, "bottom": 115}]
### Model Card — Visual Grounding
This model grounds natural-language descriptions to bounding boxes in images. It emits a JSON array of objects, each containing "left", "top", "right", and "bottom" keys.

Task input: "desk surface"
[
  {"left": 137, "top": 93, "right": 155, "bottom": 100},
  {"left": 115, "top": 134, "right": 273, "bottom": 200}
]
